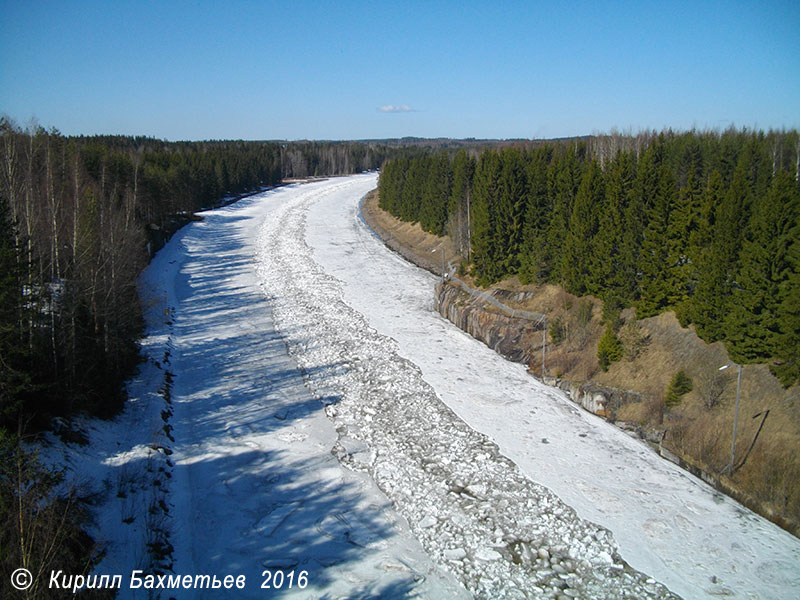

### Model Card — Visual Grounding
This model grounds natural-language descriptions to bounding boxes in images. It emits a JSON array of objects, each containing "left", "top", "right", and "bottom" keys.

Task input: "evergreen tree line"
[
  {"left": 378, "top": 129, "right": 800, "bottom": 386},
  {"left": 0, "top": 119, "right": 396, "bottom": 433}
]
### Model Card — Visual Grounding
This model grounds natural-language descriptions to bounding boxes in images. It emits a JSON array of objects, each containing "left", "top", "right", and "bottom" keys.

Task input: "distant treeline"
[
  {"left": 378, "top": 129, "right": 800, "bottom": 386},
  {"left": 0, "top": 120, "right": 396, "bottom": 431}
]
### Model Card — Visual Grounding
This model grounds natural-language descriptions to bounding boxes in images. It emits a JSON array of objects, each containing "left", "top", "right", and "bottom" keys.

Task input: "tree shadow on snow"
[
  {"left": 85, "top": 206, "right": 429, "bottom": 597},
  {"left": 173, "top": 448, "right": 418, "bottom": 597}
]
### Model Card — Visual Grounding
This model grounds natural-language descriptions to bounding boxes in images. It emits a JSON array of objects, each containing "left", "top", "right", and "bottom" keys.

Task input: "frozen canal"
[
  {"left": 54, "top": 174, "right": 798, "bottom": 599},
  {"left": 264, "top": 173, "right": 799, "bottom": 599}
]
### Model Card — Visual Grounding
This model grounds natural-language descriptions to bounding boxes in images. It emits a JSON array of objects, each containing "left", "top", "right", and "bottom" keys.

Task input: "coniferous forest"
[
  {"left": 0, "top": 120, "right": 395, "bottom": 432},
  {"left": 0, "top": 120, "right": 400, "bottom": 582},
  {"left": 1, "top": 122, "right": 798, "bottom": 584},
  {"left": 378, "top": 129, "right": 800, "bottom": 388}
]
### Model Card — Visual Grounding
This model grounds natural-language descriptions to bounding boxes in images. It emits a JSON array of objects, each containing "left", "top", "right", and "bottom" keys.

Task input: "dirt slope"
[{"left": 362, "top": 188, "right": 800, "bottom": 536}]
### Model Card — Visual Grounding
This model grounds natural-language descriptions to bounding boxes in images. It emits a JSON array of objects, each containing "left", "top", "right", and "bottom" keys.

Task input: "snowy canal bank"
[
  {"left": 293, "top": 174, "right": 799, "bottom": 599},
  {"left": 256, "top": 177, "right": 675, "bottom": 599},
  {"left": 47, "top": 174, "right": 798, "bottom": 599}
]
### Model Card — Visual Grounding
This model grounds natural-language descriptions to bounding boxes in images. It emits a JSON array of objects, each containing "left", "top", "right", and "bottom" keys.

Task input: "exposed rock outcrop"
[
  {"left": 435, "top": 281, "right": 545, "bottom": 365},
  {"left": 435, "top": 281, "right": 645, "bottom": 422}
]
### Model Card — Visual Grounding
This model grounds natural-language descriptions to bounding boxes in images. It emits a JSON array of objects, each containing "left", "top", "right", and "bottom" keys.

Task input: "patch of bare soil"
[{"left": 361, "top": 190, "right": 457, "bottom": 277}]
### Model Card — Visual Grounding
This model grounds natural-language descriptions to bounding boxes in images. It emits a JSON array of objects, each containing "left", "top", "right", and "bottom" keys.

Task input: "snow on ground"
[
  {"left": 46, "top": 182, "right": 466, "bottom": 599},
  {"left": 256, "top": 176, "right": 676, "bottom": 599},
  {"left": 295, "top": 173, "right": 800, "bottom": 600},
  {"left": 43, "top": 174, "right": 799, "bottom": 600}
]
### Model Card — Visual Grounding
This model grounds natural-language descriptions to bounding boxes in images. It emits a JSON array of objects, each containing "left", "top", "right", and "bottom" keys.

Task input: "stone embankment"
[{"left": 435, "top": 281, "right": 545, "bottom": 365}]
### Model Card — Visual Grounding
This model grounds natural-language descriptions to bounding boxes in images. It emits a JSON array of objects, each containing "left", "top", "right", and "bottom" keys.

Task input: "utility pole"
[
  {"left": 719, "top": 362, "right": 743, "bottom": 475},
  {"left": 542, "top": 318, "right": 546, "bottom": 379},
  {"left": 538, "top": 314, "right": 547, "bottom": 380},
  {"left": 432, "top": 247, "right": 445, "bottom": 282}
]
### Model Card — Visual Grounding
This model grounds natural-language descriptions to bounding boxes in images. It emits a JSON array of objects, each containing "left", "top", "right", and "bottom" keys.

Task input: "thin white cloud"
[{"left": 379, "top": 104, "right": 415, "bottom": 113}]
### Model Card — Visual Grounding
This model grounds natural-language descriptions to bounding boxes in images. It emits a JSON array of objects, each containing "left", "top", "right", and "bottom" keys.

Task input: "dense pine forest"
[{"left": 378, "top": 129, "right": 800, "bottom": 387}]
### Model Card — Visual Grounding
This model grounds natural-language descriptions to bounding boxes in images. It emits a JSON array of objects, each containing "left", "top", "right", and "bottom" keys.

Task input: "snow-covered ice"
[
  {"left": 44, "top": 174, "right": 800, "bottom": 599},
  {"left": 45, "top": 181, "right": 466, "bottom": 599},
  {"left": 276, "top": 173, "right": 799, "bottom": 599},
  {"left": 255, "top": 178, "right": 677, "bottom": 599}
]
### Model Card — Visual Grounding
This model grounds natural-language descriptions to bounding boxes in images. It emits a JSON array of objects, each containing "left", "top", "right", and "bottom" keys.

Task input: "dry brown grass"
[
  {"left": 617, "top": 395, "right": 665, "bottom": 426},
  {"left": 746, "top": 439, "right": 800, "bottom": 516},
  {"left": 364, "top": 190, "right": 800, "bottom": 532},
  {"left": 362, "top": 190, "right": 458, "bottom": 275}
]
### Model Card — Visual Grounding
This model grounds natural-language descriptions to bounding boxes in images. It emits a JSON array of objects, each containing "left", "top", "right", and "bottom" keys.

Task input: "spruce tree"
[
  {"left": 378, "top": 157, "right": 406, "bottom": 216},
  {"left": 400, "top": 156, "right": 426, "bottom": 222},
  {"left": 420, "top": 152, "right": 451, "bottom": 235},
  {"left": 496, "top": 148, "right": 528, "bottom": 276},
  {"left": 670, "top": 166, "right": 703, "bottom": 320},
  {"left": 725, "top": 148, "right": 757, "bottom": 241},
  {"left": 518, "top": 145, "right": 552, "bottom": 284},
  {"left": 637, "top": 164, "right": 678, "bottom": 318},
  {"left": 590, "top": 151, "right": 633, "bottom": 298},
  {"left": 712, "top": 127, "right": 744, "bottom": 188},
  {"left": 674, "top": 131, "right": 704, "bottom": 190},
  {"left": 686, "top": 166, "right": 715, "bottom": 291},
  {"left": 470, "top": 151, "right": 502, "bottom": 285},
  {"left": 692, "top": 161, "right": 753, "bottom": 341},
  {"left": 725, "top": 170, "right": 800, "bottom": 363},
  {"left": 772, "top": 208, "right": 800, "bottom": 387},
  {"left": 529, "top": 156, "right": 565, "bottom": 283},
  {"left": 621, "top": 140, "right": 669, "bottom": 305},
  {"left": 597, "top": 324, "right": 623, "bottom": 371},
  {"left": 562, "top": 160, "right": 604, "bottom": 295},
  {"left": 545, "top": 146, "right": 582, "bottom": 284},
  {"left": 689, "top": 170, "right": 730, "bottom": 340},
  {"left": 665, "top": 370, "right": 693, "bottom": 407}
]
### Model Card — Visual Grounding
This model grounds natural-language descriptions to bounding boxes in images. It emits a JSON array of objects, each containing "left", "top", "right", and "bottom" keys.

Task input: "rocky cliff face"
[
  {"left": 435, "top": 282, "right": 545, "bottom": 365},
  {"left": 435, "top": 281, "right": 646, "bottom": 421}
]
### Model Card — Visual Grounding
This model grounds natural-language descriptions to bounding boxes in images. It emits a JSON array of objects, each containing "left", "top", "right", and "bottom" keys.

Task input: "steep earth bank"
[{"left": 361, "top": 189, "right": 800, "bottom": 537}]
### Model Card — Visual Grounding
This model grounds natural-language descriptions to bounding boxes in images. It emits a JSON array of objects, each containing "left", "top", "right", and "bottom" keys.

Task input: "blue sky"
[{"left": 1, "top": 0, "right": 798, "bottom": 141}]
